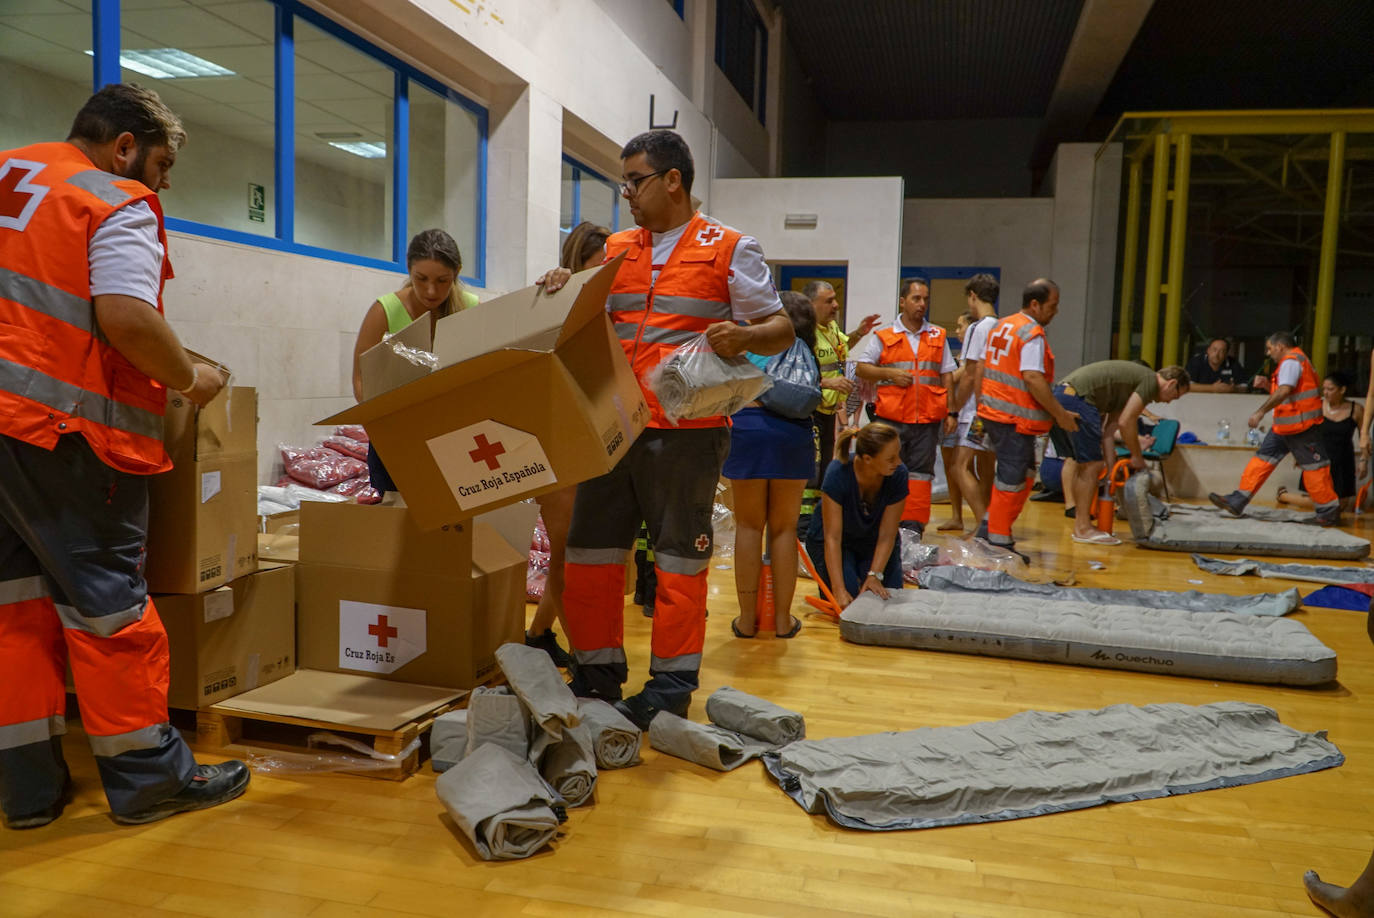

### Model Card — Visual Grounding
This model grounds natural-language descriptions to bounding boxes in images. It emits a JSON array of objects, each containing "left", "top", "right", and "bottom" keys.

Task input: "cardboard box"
[
  {"left": 213, "top": 670, "right": 462, "bottom": 731},
  {"left": 295, "top": 499, "right": 536, "bottom": 689},
  {"left": 146, "top": 386, "right": 259, "bottom": 593},
  {"left": 257, "top": 530, "right": 299, "bottom": 563},
  {"left": 323, "top": 257, "right": 648, "bottom": 531},
  {"left": 158, "top": 561, "right": 296, "bottom": 709}
]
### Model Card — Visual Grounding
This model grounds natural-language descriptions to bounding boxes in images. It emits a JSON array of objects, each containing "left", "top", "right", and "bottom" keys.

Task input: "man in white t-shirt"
[
  {"left": 541, "top": 130, "right": 792, "bottom": 729},
  {"left": 939, "top": 273, "right": 999, "bottom": 531}
]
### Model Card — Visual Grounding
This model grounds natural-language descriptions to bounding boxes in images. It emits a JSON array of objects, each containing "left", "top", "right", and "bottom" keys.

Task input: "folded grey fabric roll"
[
  {"left": 465, "top": 686, "right": 530, "bottom": 760},
  {"left": 435, "top": 743, "right": 563, "bottom": 860},
  {"left": 430, "top": 710, "right": 469, "bottom": 773},
  {"left": 705, "top": 686, "right": 806, "bottom": 747},
  {"left": 539, "top": 721, "right": 598, "bottom": 807},
  {"left": 648, "top": 711, "right": 773, "bottom": 772},
  {"left": 495, "top": 643, "right": 581, "bottom": 741},
  {"left": 432, "top": 739, "right": 466, "bottom": 774},
  {"left": 577, "top": 698, "right": 642, "bottom": 769}
]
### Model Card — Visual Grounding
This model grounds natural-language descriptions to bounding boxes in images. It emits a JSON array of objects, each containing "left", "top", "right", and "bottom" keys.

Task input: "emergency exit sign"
[{"left": 248, "top": 183, "right": 265, "bottom": 223}]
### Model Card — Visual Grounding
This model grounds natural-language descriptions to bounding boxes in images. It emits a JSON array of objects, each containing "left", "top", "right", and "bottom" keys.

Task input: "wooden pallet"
[{"left": 188, "top": 698, "right": 464, "bottom": 781}]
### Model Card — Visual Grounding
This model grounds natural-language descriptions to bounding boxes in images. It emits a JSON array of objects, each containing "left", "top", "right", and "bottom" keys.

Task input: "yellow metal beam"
[
  {"left": 1140, "top": 134, "right": 1170, "bottom": 367},
  {"left": 1162, "top": 134, "right": 1192, "bottom": 368},
  {"left": 1098, "top": 108, "right": 1374, "bottom": 160},
  {"left": 1117, "top": 159, "right": 1143, "bottom": 360},
  {"left": 1312, "top": 130, "right": 1346, "bottom": 379}
]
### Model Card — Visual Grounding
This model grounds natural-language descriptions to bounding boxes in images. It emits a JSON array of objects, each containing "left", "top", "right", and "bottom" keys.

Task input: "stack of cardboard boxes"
[{"left": 145, "top": 386, "right": 296, "bottom": 709}]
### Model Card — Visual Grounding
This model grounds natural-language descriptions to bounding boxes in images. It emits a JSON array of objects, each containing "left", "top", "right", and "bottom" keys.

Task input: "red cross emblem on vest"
[
  {"left": 695, "top": 225, "right": 724, "bottom": 246},
  {"left": 694, "top": 533, "right": 711, "bottom": 552},
  {"left": 368, "top": 615, "right": 399, "bottom": 648},
  {"left": 469, "top": 433, "right": 506, "bottom": 470},
  {"left": 0, "top": 160, "right": 50, "bottom": 233}
]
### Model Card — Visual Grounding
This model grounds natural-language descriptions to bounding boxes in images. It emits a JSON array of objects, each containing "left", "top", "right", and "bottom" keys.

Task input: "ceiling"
[{"left": 779, "top": 0, "right": 1374, "bottom": 160}]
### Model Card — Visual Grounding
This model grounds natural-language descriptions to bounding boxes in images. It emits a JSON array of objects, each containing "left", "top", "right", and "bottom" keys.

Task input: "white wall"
[{"left": 711, "top": 176, "right": 904, "bottom": 322}]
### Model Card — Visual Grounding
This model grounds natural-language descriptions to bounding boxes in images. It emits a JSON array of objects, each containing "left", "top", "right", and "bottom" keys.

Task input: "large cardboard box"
[
  {"left": 146, "top": 385, "right": 259, "bottom": 593},
  {"left": 323, "top": 257, "right": 648, "bottom": 531},
  {"left": 158, "top": 561, "right": 295, "bottom": 709},
  {"left": 295, "top": 499, "right": 535, "bottom": 689}
]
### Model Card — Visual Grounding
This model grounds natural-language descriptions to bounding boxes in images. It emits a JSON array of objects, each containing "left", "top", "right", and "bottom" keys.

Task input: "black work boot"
[
  {"left": 1208, "top": 491, "right": 1248, "bottom": 517},
  {"left": 524, "top": 628, "right": 572, "bottom": 668},
  {"left": 112, "top": 761, "right": 249, "bottom": 826},
  {"left": 4, "top": 771, "right": 73, "bottom": 830},
  {"left": 614, "top": 692, "right": 689, "bottom": 732}
]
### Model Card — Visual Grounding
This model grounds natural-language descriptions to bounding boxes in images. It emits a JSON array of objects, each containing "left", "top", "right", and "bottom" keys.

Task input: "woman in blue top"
[
  {"left": 804, "top": 421, "right": 907, "bottom": 609},
  {"left": 350, "top": 229, "right": 474, "bottom": 490}
]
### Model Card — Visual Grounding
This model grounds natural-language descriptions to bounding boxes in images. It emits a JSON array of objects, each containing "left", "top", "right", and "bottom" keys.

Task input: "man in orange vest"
[
  {"left": 975, "top": 279, "right": 1080, "bottom": 557},
  {"left": 0, "top": 84, "right": 249, "bottom": 829},
  {"left": 542, "top": 130, "right": 793, "bottom": 730},
  {"left": 1209, "top": 331, "right": 1341, "bottom": 526},
  {"left": 854, "top": 277, "right": 958, "bottom": 536}
]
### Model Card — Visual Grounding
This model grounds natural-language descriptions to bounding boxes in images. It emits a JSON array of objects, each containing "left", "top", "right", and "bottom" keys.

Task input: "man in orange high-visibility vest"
[
  {"left": 974, "top": 279, "right": 1080, "bottom": 559},
  {"left": 854, "top": 277, "right": 958, "bottom": 538},
  {"left": 1210, "top": 331, "right": 1342, "bottom": 526},
  {"left": 541, "top": 130, "right": 794, "bottom": 731},
  {"left": 0, "top": 84, "right": 249, "bottom": 829}
]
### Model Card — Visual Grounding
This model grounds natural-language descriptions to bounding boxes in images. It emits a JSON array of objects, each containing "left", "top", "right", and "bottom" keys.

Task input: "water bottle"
[
  {"left": 1215, "top": 419, "right": 1230, "bottom": 443},
  {"left": 1246, "top": 426, "right": 1263, "bottom": 447}
]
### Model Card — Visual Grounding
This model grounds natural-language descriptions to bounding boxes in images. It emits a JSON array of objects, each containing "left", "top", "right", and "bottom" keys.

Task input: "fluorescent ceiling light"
[
  {"left": 85, "top": 48, "right": 234, "bottom": 79},
  {"left": 328, "top": 141, "right": 387, "bottom": 159}
]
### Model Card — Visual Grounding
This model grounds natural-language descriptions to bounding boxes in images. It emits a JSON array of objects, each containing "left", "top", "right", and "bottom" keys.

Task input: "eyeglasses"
[{"left": 617, "top": 169, "right": 668, "bottom": 196}]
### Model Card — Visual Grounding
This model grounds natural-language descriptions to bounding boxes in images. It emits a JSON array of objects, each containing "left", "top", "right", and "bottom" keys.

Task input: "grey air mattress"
[
  {"left": 762, "top": 701, "right": 1343, "bottom": 832},
  {"left": 1193, "top": 554, "right": 1374, "bottom": 585},
  {"left": 840, "top": 589, "right": 1336, "bottom": 685},
  {"left": 916, "top": 565, "right": 1301, "bottom": 616},
  {"left": 1121, "top": 473, "right": 1370, "bottom": 560}
]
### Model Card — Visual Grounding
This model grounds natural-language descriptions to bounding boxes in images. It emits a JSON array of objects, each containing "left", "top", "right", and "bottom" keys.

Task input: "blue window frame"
[
  {"left": 561, "top": 155, "right": 623, "bottom": 235},
  {"left": 669, "top": 0, "right": 686, "bottom": 18},
  {"left": 85, "top": 0, "right": 488, "bottom": 285}
]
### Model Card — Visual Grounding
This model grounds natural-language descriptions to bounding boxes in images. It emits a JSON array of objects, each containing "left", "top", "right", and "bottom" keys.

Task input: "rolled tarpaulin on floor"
[
  {"left": 648, "top": 711, "right": 772, "bottom": 772},
  {"left": 436, "top": 743, "right": 565, "bottom": 860},
  {"left": 464, "top": 687, "right": 530, "bottom": 760},
  {"left": 538, "top": 721, "right": 597, "bottom": 807},
  {"left": 495, "top": 643, "right": 581, "bottom": 741},
  {"left": 1193, "top": 554, "right": 1374, "bottom": 585},
  {"left": 576, "top": 698, "right": 642, "bottom": 769},
  {"left": 704, "top": 686, "right": 806, "bottom": 746},
  {"left": 431, "top": 709, "right": 468, "bottom": 773}
]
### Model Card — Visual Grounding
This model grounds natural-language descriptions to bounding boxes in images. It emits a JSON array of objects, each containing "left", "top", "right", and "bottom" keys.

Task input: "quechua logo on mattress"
[
  {"left": 426, "top": 419, "right": 558, "bottom": 510},
  {"left": 338, "top": 600, "right": 427, "bottom": 673}
]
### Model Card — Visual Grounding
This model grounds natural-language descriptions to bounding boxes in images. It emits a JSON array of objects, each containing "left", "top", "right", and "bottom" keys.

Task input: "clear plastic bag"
[
  {"left": 380, "top": 331, "right": 440, "bottom": 372},
  {"left": 322, "top": 434, "right": 368, "bottom": 460},
  {"left": 526, "top": 549, "right": 551, "bottom": 601},
  {"left": 710, "top": 503, "right": 736, "bottom": 560},
  {"left": 757, "top": 338, "right": 823, "bottom": 420},
  {"left": 936, "top": 538, "right": 1029, "bottom": 573},
  {"left": 647, "top": 332, "right": 772, "bottom": 425},
  {"left": 334, "top": 424, "right": 370, "bottom": 443},
  {"left": 899, "top": 529, "right": 941, "bottom": 583},
  {"left": 243, "top": 732, "right": 421, "bottom": 775}
]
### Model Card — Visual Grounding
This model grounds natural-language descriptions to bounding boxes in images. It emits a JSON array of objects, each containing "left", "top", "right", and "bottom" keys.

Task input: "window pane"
[
  {"left": 408, "top": 80, "right": 481, "bottom": 279},
  {"left": 0, "top": 1, "right": 97, "bottom": 151},
  {"left": 560, "top": 161, "right": 576, "bottom": 234},
  {"left": 581, "top": 174, "right": 616, "bottom": 233},
  {"left": 117, "top": 0, "right": 276, "bottom": 235},
  {"left": 294, "top": 17, "right": 393, "bottom": 260}
]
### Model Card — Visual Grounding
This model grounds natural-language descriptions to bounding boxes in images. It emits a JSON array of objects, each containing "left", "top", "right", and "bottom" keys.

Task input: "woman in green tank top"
[{"left": 350, "top": 228, "right": 475, "bottom": 402}]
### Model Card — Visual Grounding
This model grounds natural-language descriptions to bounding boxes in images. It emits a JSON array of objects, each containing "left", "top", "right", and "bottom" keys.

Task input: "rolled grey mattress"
[{"left": 840, "top": 589, "right": 1337, "bottom": 686}]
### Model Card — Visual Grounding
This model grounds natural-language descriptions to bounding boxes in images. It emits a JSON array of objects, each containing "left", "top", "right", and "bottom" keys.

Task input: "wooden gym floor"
[{"left": 1, "top": 499, "right": 1371, "bottom": 917}]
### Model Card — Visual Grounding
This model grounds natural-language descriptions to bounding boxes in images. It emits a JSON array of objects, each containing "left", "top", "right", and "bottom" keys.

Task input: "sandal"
[
  {"left": 730, "top": 617, "right": 756, "bottom": 639},
  {"left": 1071, "top": 530, "right": 1121, "bottom": 545},
  {"left": 1276, "top": 485, "right": 1289, "bottom": 500},
  {"left": 776, "top": 617, "right": 803, "bottom": 639}
]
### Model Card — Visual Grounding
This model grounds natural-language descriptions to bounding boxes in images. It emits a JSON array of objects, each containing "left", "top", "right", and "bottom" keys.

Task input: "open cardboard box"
[
  {"left": 294, "top": 498, "right": 538, "bottom": 689},
  {"left": 323, "top": 255, "right": 647, "bottom": 531}
]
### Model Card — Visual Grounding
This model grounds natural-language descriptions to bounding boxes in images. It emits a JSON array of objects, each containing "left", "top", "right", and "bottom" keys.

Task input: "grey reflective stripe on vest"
[
  {"left": 1015, "top": 323, "right": 1039, "bottom": 341},
  {"left": 0, "top": 715, "right": 66, "bottom": 751},
  {"left": 650, "top": 653, "right": 702, "bottom": 673},
  {"left": 917, "top": 360, "right": 943, "bottom": 373},
  {"left": 654, "top": 552, "right": 711, "bottom": 576},
  {"left": 88, "top": 723, "right": 169, "bottom": 758},
  {"left": 980, "top": 392, "right": 1049, "bottom": 422},
  {"left": 66, "top": 169, "right": 137, "bottom": 207},
  {"left": 651, "top": 294, "right": 731, "bottom": 320},
  {"left": 879, "top": 359, "right": 914, "bottom": 370},
  {"left": 0, "top": 266, "right": 94, "bottom": 333},
  {"left": 607, "top": 293, "right": 645, "bottom": 312},
  {"left": 626, "top": 326, "right": 702, "bottom": 348},
  {"left": 566, "top": 546, "right": 627, "bottom": 566},
  {"left": 0, "top": 575, "right": 48, "bottom": 606},
  {"left": 818, "top": 361, "right": 841, "bottom": 373},
  {"left": 1282, "top": 407, "right": 1323, "bottom": 425},
  {"left": 0, "top": 357, "right": 162, "bottom": 441},
  {"left": 55, "top": 597, "right": 147, "bottom": 639},
  {"left": 574, "top": 647, "right": 627, "bottom": 666},
  {"left": 983, "top": 367, "right": 1030, "bottom": 391},
  {"left": 1287, "top": 388, "right": 1319, "bottom": 403}
]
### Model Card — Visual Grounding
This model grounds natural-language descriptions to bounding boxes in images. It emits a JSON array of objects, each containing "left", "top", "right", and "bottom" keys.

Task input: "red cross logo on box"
[
  {"left": 368, "top": 614, "right": 399, "bottom": 648},
  {"left": 0, "top": 160, "right": 50, "bottom": 233},
  {"left": 694, "top": 533, "right": 711, "bottom": 552},
  {"left": 468, "top": 433, "right": 506, "bottom": 470},
  {"left": 695, "top": 225, "right": 724, "bottom": 246}
]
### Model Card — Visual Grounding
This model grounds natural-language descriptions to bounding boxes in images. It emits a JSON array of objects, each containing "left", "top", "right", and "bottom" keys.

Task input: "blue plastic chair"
[{"left": 1117, "top": 418, "right": 1180, "bottom": 499}]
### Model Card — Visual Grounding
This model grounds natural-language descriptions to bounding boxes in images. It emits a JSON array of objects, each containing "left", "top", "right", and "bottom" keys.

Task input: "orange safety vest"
[
  {"left": 1271, "top": 347, "right": 1322, "bottom": 436},
  {"left": 872, "top": 323, "right": 948, "bottom": 424},
  {"left": 0, "top": 142, "right": 172, "bottom": 474},
  {"left": 605, "top": 212, "right": 741, "bottom": 429},
  {"left": 977, "top": 311, "right": 1055, "bottom": 435}
]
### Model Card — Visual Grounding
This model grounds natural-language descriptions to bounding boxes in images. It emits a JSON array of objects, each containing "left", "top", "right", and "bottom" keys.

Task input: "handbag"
[{"left": 756, "top": 337, "right": 822, "bottom": 420}]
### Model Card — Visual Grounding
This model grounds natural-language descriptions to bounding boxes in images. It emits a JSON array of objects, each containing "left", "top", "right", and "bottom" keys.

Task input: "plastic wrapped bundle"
[
  {"left": 647, "top": 333, "right": 772, "bottom": 425},
  {"left": 333, "top": 424, "right": 370, "bottom": 443},
  {"left": 322, "top": 434, "right": 368, "bottom": 460}
]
